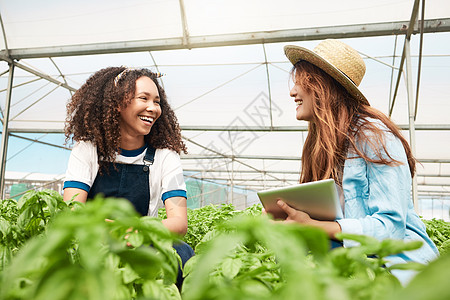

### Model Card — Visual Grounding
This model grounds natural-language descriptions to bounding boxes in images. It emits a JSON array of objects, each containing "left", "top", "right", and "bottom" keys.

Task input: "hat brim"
[{"left": 284, "top": 45, "right": 369, "bottom": 105}]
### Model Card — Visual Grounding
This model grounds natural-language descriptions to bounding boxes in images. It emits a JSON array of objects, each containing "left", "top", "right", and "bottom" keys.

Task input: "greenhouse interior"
[{"left": 0, "top": 0, "right": 449, "bottom": 221}]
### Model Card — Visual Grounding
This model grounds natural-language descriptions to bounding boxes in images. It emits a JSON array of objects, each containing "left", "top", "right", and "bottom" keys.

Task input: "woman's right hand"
[
  {"left": 277, "top": 200, "right": 342, "bottom": 239},
  {"left": 277, "top": 200, "right": 313, "bottom": 224}
]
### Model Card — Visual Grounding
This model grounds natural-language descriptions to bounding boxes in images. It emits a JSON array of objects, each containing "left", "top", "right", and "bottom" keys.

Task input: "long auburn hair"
[
  {"left": 293, "top": 61, "right": 416, "bottom": 185},
  {"left": 65, "top": 67, "right": 187, "bottom": 171}
]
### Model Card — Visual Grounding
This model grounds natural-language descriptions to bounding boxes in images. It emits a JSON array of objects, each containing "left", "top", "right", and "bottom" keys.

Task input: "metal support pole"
[
  {"left": 230, "top": 158, "right": 234, "bottom": 205},
  {"left": 404, "top": 39, "right": 419, "bottom": 212},
  {"left": 262, "top": 43, "right": 274, "bottom": 128},
  {"left": 228, "top": 131, "right": 234, "bottom": 205},
  {"left": 0, "top": 63, "right": 15, "bottom": 199}
]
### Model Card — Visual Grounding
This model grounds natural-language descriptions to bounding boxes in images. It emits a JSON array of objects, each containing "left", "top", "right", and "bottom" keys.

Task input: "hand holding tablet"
[{"left": 257, "top": 179, "right": 338, "bottom": 221}]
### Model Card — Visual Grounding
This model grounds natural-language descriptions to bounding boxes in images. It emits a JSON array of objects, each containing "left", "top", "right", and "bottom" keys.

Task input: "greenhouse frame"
[{"left": 0, "top": 0, "right": 449, "bottom": 219}]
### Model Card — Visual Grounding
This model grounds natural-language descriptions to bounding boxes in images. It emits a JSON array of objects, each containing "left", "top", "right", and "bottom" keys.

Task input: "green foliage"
[
  {"left": 159, "top": 203, "right": 263, "bottom": 250},
  {"left": 422, "top": 218, "right": 450, "bottom": 255},
  {"left": 181, "top": 215, "right": 427, "bottom": 300},
  {"left": 1, "top": 192, "right": 450, "bottom": 300},
  {"left": 0, "top": 190, "right": 68, "bottom": 270},
  {"left": 386, "top": 251, "right": 450, "bottom": 300},
  {"left": 0, "top": 191, "right": 180, "bottom": 300}
]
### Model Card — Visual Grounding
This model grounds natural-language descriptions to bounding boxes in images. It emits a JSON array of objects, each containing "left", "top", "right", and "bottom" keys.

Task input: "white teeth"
[
  {"left": 295, "top": 100, "right": 303, "bottom": 106},
  {"left": 139, "top": 116, "right": 154, "bottom": 122}
]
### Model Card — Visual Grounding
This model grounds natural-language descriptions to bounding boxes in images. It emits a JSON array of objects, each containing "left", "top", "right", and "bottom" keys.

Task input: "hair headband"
[{"left": 113, "top": 67, "right": 165, "bottom": 87}]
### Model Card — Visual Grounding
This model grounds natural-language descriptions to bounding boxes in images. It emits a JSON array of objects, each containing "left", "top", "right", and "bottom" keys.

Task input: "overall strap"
[
  {"left": 87, "top": 145, "right": 156, "bottom": 216},
  {"left": 143, "top": 146, "right": 156, "bottom": 165}
]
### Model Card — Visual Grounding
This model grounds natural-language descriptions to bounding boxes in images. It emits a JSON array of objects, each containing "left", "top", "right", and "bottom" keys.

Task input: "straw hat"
[{"left": 284, "top": 39, "right": 368, "bottom": 105}]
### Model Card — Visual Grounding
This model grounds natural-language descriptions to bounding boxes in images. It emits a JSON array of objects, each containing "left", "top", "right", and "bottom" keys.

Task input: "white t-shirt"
[{"left": 63, "top": 141, "right": 187, "bottom": 216}]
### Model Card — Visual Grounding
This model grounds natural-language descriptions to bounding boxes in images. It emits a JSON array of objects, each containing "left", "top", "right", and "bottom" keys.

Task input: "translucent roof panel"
[
  {"left": 0, "top": 0, "right": 182, "bottom": 49},
  {"left": 185, "top": 0, "right": 417, "bottom": 35},
  {"left": 1, "top": 0, "right": 449, "bottom": 51}
]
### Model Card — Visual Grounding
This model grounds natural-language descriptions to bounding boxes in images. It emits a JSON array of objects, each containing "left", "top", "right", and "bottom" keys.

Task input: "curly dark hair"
[{"left": 65, "top": 66, "right": 187, "bottom": 171}]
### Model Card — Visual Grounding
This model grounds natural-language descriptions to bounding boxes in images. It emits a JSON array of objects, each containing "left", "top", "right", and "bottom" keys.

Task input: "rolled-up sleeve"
[
  {"left": 159, "top": 150, "right": 187, "bottom": 203},
  {"left": 63, "top": 141, "right": 98, "bottom": 192}
]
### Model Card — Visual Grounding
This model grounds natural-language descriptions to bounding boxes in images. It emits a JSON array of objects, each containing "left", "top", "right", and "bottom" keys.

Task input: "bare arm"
[
  {"left": 63, "top": 187, "right": 88, "bottom": 203},
  {"left": 162, "top": 196, "right": 188, "bottom": 236}
]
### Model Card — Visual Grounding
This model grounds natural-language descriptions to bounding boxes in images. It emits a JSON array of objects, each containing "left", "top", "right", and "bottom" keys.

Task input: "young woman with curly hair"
[
  {"left": 63, "top": 67, "right": 193, "bottom": 286},
  {"left": 277, "top": 39, "right": 438, "bottom": 285}
]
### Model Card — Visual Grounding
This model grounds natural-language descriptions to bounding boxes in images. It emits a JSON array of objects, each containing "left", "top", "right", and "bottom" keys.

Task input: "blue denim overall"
[
  {"left": 87, "top": 146, "right": 194, "bottom": 289},
  {"left": 87, "top": 146, "right": 156, "bottom": 215}
]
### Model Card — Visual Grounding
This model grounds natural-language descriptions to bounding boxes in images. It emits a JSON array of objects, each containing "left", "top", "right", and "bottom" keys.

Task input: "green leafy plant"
[
  {"left": 181, "top": 214, "right": 425, "bottom": 300},
  {"left": 386, "top": 251, "right": 450, "bottom": 300},
  {"left": 422, "top": 218, "right": 450, "bottom": 255},
  {"left": 0, "top": 190, "right": 68, "bottom": 270},
  {"left": 1, "top": 190, "right": 450, "bottom": 300},
  {"left": 159, "top": 203, "right": 262, "bottom": 251},
  {"left": 0, "top": 193, "right": 181, "bottom": 300}
]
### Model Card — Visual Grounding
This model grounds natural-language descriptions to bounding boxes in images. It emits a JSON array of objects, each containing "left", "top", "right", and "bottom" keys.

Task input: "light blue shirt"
[{"left": 335, "top": 119, "right": 439, "bottom": 284}]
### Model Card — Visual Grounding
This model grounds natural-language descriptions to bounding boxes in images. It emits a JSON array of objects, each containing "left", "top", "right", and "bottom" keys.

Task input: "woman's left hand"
[{"left": 277, "top": 200, "right": 313, "bottom": 225}]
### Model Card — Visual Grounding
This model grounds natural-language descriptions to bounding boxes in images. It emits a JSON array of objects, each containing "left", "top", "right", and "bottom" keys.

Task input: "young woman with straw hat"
[{"left": 279, "top": 39, "right": 438, "bottom": 285}]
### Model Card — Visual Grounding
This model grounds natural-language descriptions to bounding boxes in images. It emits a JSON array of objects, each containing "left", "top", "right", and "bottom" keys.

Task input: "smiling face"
[
  {"left": 118, "top": 76, "right": 162, "bottom": 149},
  {"left": 289, "top": 73, "right": 315, "bottom": 122}
]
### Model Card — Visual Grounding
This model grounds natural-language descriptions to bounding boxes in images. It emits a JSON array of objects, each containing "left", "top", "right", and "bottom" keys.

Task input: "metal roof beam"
[
  {"left": 0, "top": 55, "right": 77, "bottom": 92},
  {"left": 1, "top": 18, "right": 449, "bottom": 59},
  {"left": 182, "top": 155, "right": 450, "bottom": 164},
  {"left": 181, "top": 124, "right": 450, "bottom": 131},
  {"left": 6, "top": 123, "right": 450, "bottom": 134},
  {"left": 0, "top": 13, "right": 9, "bottom": 58}
]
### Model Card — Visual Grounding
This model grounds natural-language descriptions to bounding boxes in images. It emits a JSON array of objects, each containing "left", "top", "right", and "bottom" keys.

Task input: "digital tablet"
[{"left": 257, "top": 179, "right": 338, "bottom": 221}]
